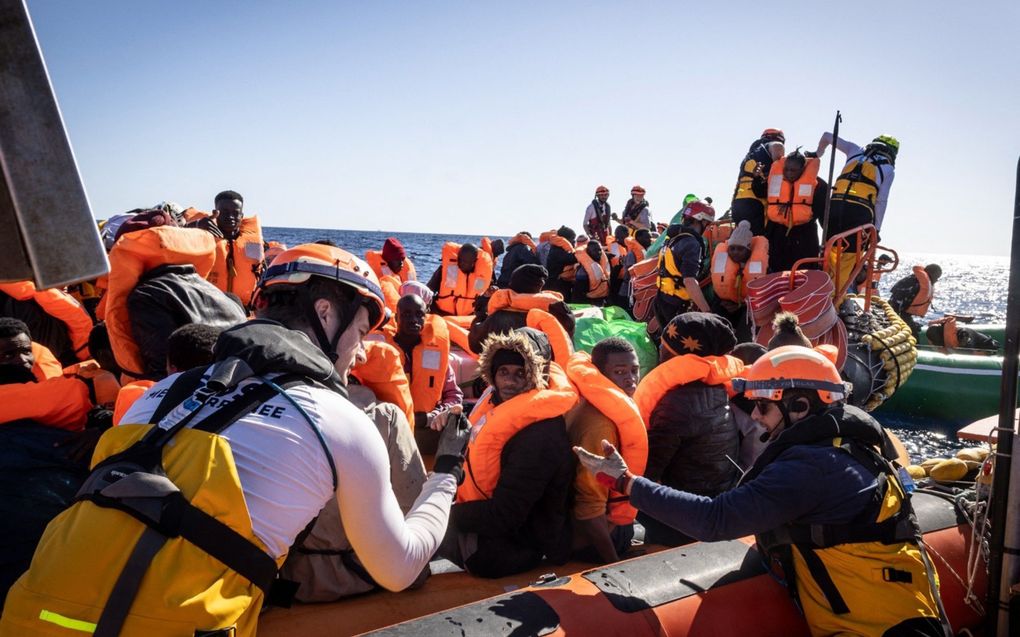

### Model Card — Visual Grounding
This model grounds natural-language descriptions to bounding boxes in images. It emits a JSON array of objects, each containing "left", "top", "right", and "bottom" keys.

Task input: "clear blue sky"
[{"left": 28, "top": 1, "right": 1020, "bottom": 255}]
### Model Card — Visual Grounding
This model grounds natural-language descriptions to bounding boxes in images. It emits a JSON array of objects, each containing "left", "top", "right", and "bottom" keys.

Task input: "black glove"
[{"left": 432, "top": 412, "right": 471, "bottom": 484}]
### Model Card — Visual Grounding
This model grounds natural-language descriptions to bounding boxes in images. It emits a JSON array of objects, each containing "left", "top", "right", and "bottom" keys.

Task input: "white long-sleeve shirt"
[
  {"left": 123, "top": 371, "right": 456, "bottom": 592},
  {"left": 817, "top": 132, "right": 896, "bottom": 230}
]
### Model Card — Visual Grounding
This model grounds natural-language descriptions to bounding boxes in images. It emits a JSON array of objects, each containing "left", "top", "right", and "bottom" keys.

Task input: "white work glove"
[
  {"left": 573, "top": 440, "right": 635, "bottom": 494},
  {"left": 429, "top": 404, "right": 463, "bottom": 431}
]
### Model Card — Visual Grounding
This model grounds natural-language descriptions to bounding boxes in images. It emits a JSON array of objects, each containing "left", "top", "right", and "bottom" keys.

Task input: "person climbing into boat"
[
  {"left": 888, "top": 263, "right": 942, "bottom": 337},
  {"left": 765, "top": 149, "right": 828, "bottom": 274},
  {"left": 188, "top": 190, "right": 265, "bottom": 305},
  {"left": 427, "top": 242, "right": 494, "bottom": 317},
  {"left": 566, "top": 338, "right": 647, "bottom": 564},
  {"left": 708, "top": 219, "right": 766, "bottom": 342},
  {"left": 439, "top": 327, "right": 576, "bottom": 578},
  {"left": 815, "top": 133, "right": 899, "bottom": 291},
  {"left": 731, "top": 128, "right": 786, "bottom": 236},
  {"left": 573, "top": 239, "right": 611, "bottom": 305},
  {"left": 654, "top": 201, "right": 714, "bottom": 328},
  {"left": 0, "top": 280, "right": 93, "bottom": 367},
  {"left": 366, "top": 237, "right": 417, "bottom": 284},
  {"left": 1, "top": 243, "right": 471, "bottom": 637},
  {"left": 495, "top": 231, "right": 540, "bottom": 288},
  {"left": 632, "top": 312, "right": 743, "bottom": 545},
  {"left": 388, "top": 293, "right": 464, "bottom": 452},
  {"left": 469, "top": 264, "right": 575, "bottom": 359},
  {"left": 575, "top": 344, "right": 951, "bottom": 637},
  {"left": 543, "top": 225, "right": 579, "bottom": 298},
  {"left": 104, "top": 219, "right": 247, "bottom": 380},
  {"left": 584, "top": 185, "right": 612, "bottom": 244},
  {"left": 614, "top": 185, "right": 652, "bottom": 232}
]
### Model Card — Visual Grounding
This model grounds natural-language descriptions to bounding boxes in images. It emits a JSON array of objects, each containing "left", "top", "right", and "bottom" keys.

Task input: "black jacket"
[
  {"left": 646, "top": 381, "right": 739, "bottom": 497},
  {"left": 496, "top": 243, "right": 541, "bottom": 289},
  {"left": 127, "top": 264, "right": 247, "bottom": 379},
  {"left": 543, "top": 246, "right": 577, "bottom": 298},
  {"left": 451, "top": 417, "right": 574, "bottom": 577}
]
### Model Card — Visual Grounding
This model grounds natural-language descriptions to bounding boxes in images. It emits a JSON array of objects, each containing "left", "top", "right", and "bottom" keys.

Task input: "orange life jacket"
[
  {"left": 105, "top": 226, "right": 217, "bottom": 379},
  {"left": 565, "top": 353, "right": 648, "bottom": 525},
  {"left": 0, "top": 376, "right": 91, "bottom": 431},
  {"left": 575, "top": 248, "right": 610, "bottom": 299},
  {"left": 63, "top": 360, "right": 121, "bottom": 409},
  {"left": 378, "top": 275, "right": 402, "bottom": 315},
  {"left": 264, "top": 241, "right": 287, "bottom": 266},
  {"left": 205, "top": 215, "right": 264, "bottom": 305},
  {"left": 508, "top": 233, "right": 537, "bottom": 252},
  {"left": 703, "top": 221, "right": 734, "bottom": 256},
  {"left": 364, "top": 250, "right": 418, "bottom": 284},
  {"left": 435, "top": 242, "right": 494, "bottom": 316},
  {"left": 351, "top": 341, "right": 416, "bottom": 428},
  {"left": 113, "top": 379, "right": 156, "bottom": 425},
  {"left": 766, "top": 157, "right": 821, "bottom": 229},
  {"left": 458, "top": 363, "right": 578, "bottom": 502},
  {"left": 633, "top": 354, "right": 746, "bottom": 426},
  {"left": 440, "top": 315, "right": 478, "bottom": 359},
  {"left": 0, "top": 281, "right": 93, "bottom": 361},
  {"left": 710, "top": 237, "right": 769, "bottom": 303},
  {"left": 487, "top": 289, "right": 564, "bottom": 314},
  {"left": 624, "top": 237, "right": 646, "bottom": 263},
  {"left": 605, "top": 238, "right": 627, "bottom": 267},
  {"left": 480, "top": 237, "right": 495, "bottom": 257},
  {"left": 907, "top": 266, "right": 933, "bottom": 316},
  {"left": 385, "top": 315, "right": 450, "bottom": 415},
  {"left": 31, "top": 341, "right": 63, "bottom": 381},
  {"left": 526, "top": 308, "right": 574, "bottom": 367}
]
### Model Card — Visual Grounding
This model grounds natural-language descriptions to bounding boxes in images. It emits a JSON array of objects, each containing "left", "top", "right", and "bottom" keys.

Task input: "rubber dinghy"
[
  {"left": 257, "top": 492, "right": 984, "bottom": 636},
  {"left": 877, "top": 324, "right": 1015, "bottom": 424}
]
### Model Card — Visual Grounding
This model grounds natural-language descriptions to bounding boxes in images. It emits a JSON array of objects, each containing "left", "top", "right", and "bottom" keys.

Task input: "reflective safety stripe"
[{"left": 39, "top": 610, "right": 97, "bottom": 633}]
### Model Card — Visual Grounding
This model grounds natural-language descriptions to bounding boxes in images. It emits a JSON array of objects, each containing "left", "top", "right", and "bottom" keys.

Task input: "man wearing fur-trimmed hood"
[{"left": 437, "top": 327, "right": 577, "bottom": 578}]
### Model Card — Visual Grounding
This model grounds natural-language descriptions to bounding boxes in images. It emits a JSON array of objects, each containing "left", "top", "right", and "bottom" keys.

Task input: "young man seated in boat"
[
  {"left": 576, "top": 344, "right": 951, "bottom": 637},
  {"left": 437, "top": 327, "right": 577, "bottom": 578},
  {"left": 565, "top": 337, "right": 646, "bottom": 564}
]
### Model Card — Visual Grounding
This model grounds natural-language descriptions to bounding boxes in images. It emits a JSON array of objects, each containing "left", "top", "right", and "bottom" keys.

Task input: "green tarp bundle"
[{"left": 569, "top": 305, "right": 658, "bottom": 376}]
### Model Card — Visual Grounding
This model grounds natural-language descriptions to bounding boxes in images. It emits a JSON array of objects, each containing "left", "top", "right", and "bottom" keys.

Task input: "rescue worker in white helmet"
[
  {"left": 1, "top": 243, "right": 470, "bottom": 637},
  {"left": 574, "top": 345, "right": 950, "bottom": 637}
]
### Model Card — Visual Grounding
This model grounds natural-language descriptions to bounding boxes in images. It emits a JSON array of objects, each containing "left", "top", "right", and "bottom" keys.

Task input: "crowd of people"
[{"left": 0, "top": 128, "right": 957, "bottom": 637}]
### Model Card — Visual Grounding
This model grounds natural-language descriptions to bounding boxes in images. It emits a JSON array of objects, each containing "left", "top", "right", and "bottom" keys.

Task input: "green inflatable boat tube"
[{"left": 877, "top": 324, "right": 1016, "bottom": 424}]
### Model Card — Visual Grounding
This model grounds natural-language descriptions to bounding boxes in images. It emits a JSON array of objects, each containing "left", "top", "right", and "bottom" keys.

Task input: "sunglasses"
[{"left": 753, "top": 400, "right": 777, "bottom": 414}]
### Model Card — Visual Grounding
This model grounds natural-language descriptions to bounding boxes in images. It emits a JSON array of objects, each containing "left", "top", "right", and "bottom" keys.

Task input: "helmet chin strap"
[{"left": 300, "top": 287, "right": 363, "bottom": 365}]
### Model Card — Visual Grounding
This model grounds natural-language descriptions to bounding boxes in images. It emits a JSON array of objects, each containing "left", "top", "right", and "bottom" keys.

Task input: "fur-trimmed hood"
[{"left": 478, "top": 327, "right": 552, "bottom": 391}]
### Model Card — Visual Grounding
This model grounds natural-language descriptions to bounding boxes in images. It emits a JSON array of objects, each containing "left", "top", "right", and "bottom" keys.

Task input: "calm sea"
[{"left": 266, "top": 226, "right": 1011, "bottom": 461}]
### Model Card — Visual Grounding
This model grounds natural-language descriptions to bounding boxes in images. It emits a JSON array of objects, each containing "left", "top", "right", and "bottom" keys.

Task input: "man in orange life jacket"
[
  {"left": 438, "top": 328, "right": 575, "bottom": 578},
  {"left": 888, "top": 263, "right": 942, "bottom": 336},
  {"left": 543, "top": 226, "right": 579, "bottom": 299},
  {"left": 0, "top": 282, "right": 93, "bottom": 367},
  {"left": 392, "top": 293, "right": 463, "bottom": 428},
  {"left": 708, "top": 220, "right": 757, "bottom": 342},
  {"left": 426, "top": 243, "right": 483, "bottom": 316},
  {"left": 568, "top": 337, "right": 643, "bottom": 564},
  {"left": 189, "top": 190, "right": 265, "bottom": 304},
  {"left": 765, "top": 150, "right": 828, "bottom": 273},
  {"left": 572, "top": 239, "right": 611, "bottom": 305}
]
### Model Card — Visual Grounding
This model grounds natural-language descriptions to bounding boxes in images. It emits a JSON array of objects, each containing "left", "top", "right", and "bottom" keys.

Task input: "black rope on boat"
[{"left": 869, "top": 331, "right": 903, "bottom": 391}]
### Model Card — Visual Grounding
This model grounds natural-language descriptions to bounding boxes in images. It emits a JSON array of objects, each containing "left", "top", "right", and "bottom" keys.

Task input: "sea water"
[{"left": 267, "top": 226, "right": 1008, "bottom": 462}]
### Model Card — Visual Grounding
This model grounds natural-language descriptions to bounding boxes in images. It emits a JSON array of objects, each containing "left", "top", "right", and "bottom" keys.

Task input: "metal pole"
[
  {"left": 988, "top": 156, "right": 1020, "bottom": 636},
  {"left": 821, "top": 111, "right": 842, "bottom": 245}
]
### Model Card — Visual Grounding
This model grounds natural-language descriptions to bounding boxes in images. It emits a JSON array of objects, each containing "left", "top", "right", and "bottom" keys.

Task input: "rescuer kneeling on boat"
[
  {"left": 575, "top": 345, "right": 951, "bottom": 637},
  {"left": 1, "top": 244, "right": 470, "bottom": 637}
]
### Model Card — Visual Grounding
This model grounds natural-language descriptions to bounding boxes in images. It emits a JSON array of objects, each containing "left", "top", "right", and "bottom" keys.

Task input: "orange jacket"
[
  {"left": 384, "top": 315, "right": 451, "bottom": 415},
  {"left": 633, "top": 354, "right": 745, "bottom": 426},
  {"left": 365, "top": 250, "right": 418, "bottom": 284},
  {"left": 0, "top": 281, "right": 93, "bottom": 361},
  {"left": 31, "top": 341, "right": 63, "bottom": 381},
  {"left": 435, "top": 242, "right": 494, "bottom": 316},
  {"left": 710, "top": 237, "right": 769, "bottom": 303},
  {"left": 574, "top": 248, "right": 610, "bottom": 299},
  {"left": 907, "top": 265, "right": 933, "bottom": 317},
  {"left": 0, "top": 376, "right": 91, "bottom": 430},
  {"left": 63, "top": 360, "right": 121, "bottom": 409},
  {"left": 766, "top": 157, "right": 821, "bottom": 228},
  {"left": 113, "top": 380, "right": 156, "bottom": 425},
  {"left": 191, "top": 213, "right": 264, "bottom": 304},
  {"left": 458, "top": 363, "right": 578, "bottom": 502},
  {"left": 487, "top": 289, "right": 564, "bottom": 314},
  {"left": 624, "top": 237, "right": 646, "bottom": 263},
  {"left": 441, "top": 316, "right": 478, "bottom": 360},
  {"left": 351, "top": 341, "right": 416, "bottom": 429},
  {"left": 104, "top": 226, "right": 217, "bottom": 379},
  {"left": 565, "top": 353, "right": 648, "bottom": 525}
]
